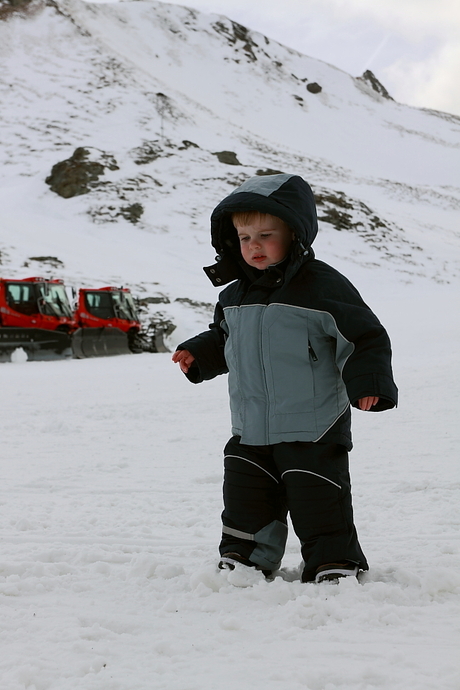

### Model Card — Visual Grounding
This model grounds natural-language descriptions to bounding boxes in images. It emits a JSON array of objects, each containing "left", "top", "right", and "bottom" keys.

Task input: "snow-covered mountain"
[{"left": 1, "top": 0, "right": 459, "bottom": 343}]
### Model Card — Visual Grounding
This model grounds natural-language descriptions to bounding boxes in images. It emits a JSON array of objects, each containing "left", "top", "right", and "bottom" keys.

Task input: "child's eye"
[
  {"left": 260, "top": 233, "right": 271, "bottom": 238},
  {"left": 239, "top": 236, "right": 249, "bottom": 243}
]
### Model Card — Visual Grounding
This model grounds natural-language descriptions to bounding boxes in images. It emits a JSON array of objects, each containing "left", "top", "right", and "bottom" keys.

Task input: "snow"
[
  {"left": 1, "top": 0, "right": 460, "bottom": 687},
  {"left": 1, "top": 279, "right": 459, "bottom": 690}
]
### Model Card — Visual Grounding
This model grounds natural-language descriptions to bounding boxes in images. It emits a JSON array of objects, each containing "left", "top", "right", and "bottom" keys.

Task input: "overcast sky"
[{"left": 165, "top": 0, "right": 460, "bottom": 117}]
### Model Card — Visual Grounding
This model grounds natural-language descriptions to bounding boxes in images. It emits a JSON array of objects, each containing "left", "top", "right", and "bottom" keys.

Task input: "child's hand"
[
  {"left": 358, "top": 396, "right": 379, "bottom": 411},
  {"left": 172, "top": 349, "right": 195, "bottom": 373}
]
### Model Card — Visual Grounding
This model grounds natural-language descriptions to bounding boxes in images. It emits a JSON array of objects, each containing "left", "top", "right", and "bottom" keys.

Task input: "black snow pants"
[{"left": 220, "top": 436, "right": 368, "bottom": 582}]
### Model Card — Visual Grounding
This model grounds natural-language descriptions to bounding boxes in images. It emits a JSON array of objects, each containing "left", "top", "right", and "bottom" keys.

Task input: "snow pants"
[{"left": 220, "top": 436, "right": 368, "bottom": 582}]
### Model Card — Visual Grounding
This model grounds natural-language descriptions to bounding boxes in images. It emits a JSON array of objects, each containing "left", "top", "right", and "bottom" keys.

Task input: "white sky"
[{"left": 165, "top": 0, "right": 460, "bottom": 117}]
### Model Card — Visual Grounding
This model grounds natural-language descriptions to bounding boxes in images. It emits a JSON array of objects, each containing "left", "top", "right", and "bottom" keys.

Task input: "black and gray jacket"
[{"left": 178, "top": 174, "right": 398, "bottom": 448}]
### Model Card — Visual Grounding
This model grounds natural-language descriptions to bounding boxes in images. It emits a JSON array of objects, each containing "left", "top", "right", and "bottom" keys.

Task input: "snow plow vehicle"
[
  {"left": 0, "top": 278, "right": 163, "bottom": 362},
  {"left": 0, "top": 277, "right": 75, "bottom": 361},
  {"left": 72, "top": 286, "right": 144, "bottom": 358}
]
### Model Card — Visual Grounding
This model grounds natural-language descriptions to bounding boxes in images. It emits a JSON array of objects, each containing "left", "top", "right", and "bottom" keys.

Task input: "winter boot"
[
  {"left": 218, "top": 552, "right": 273, "bottom": 578},
  {"left": 315, "top": 561, "right": 359, "bottom": 583}
]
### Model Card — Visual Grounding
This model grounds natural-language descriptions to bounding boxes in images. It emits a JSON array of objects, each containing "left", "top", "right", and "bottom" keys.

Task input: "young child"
[{"left": 172, "top": 174, "right": 397, "bottom": 583}]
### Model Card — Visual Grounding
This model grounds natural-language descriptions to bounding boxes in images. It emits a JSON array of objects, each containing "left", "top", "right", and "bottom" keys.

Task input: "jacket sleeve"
[
  {"left": 175, "top": 302, "right": 228, "bottom": 384},
  {"left": 321, "top": 276, "right": 398, "bottom": 411}
]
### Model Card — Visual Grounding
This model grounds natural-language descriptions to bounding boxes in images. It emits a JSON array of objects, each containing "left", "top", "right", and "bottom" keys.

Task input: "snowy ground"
[{"left": 1, "top": 277, "right": 459, "bottom": 690}]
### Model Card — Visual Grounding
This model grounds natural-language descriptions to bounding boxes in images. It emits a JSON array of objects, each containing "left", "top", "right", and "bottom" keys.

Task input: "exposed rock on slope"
[
  {"left": 46, "top": 147, "right": 119, "bottom": 198},
  {"left": 358, "top": 70, "right": 393, "bottom": 100}
]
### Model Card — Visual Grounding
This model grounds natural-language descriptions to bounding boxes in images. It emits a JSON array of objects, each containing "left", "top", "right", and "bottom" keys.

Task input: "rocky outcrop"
[
  {"left": 359, "top": 70, "right": 393, "bottom": 100},
  {"left": 0, "top": 0, "right": 35, "bottom": 20},
  {"left": 45, "top": 147, "right": 119, "bottom": 198},
  {"left": 213, "top": 151, "right": 241, "bottom": 165}
]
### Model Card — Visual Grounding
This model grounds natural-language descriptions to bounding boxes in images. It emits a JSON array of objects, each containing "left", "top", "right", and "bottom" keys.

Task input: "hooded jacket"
[{"left": 178, "top": 174, "right": 398, "bottom": 448}]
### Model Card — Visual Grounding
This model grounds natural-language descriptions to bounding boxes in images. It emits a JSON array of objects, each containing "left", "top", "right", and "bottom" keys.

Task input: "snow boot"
[
  {"left": 218, "top": 552, "right": 273, "bottom": 578},
  {"left": 315, "top": 561, "right": 359, "bottom": 583}
]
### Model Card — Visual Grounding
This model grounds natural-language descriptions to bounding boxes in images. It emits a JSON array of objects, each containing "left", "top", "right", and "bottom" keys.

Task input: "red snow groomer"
[
  {"left": 0, "top": 276, "right": 76, "bottom": 361},
  {"left": 72, "top": 286, "right": 143, "bottom": 358},
  {"left": 0, "top": 278, "right": 154, "bottom": 361}
]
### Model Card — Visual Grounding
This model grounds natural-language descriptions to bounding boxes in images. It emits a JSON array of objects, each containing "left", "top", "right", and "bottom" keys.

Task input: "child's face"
[{"left": 234, "top": 215, "right": 294, "bottom": 270}]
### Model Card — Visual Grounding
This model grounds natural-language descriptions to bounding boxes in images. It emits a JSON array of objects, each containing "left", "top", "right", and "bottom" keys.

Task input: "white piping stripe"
[
  {"left": 224, "top": 455, "right": 280, "bottom": 484},
  {"left": 314, "top": 402, "right": 350, "bottom": 442},
  {"left": 222, "top": 525, "right": 255, "bottom": 541},
  {"left": 281, "top": 469, "right": 342, "bottom": 489}
]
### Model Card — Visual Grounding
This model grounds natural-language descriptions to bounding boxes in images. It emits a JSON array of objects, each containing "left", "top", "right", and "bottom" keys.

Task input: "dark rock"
[
  {"left": 29, "top": 256, "right": 64, "bottom": 268},
  {"left": 0, "top": 0, "right": 33, "bottom": 12},
  {"left": 231, "top": 21, "right": 250, "bottom": 43},
  {"left": 175, "top": 297, "right": 214, "bottom": 312},
  {"left": 359, "top": 70, "right": 393, "bottom": 100},
  {"left": 178, "top": 140, "right": 200, "bottom": 150},
  {"left": 213, "top": 151, "right": 241, "bottom": 165},
  {"left": 315, "top": 191, "right": 354, "bottom": 210},
  {"left": 315, "top": 190, "right": 357, "bottom": 230},
  {"left": 256, "top": 168, "right": 285, "bottom": 176},
  {"left": 119, "top": 203, "right": 144, "bottom": 224},
  {"left": 138, "top": 295, "right": 171, "bottom": 305},
  {"left": 132, "top": 141, "right": 164, "bottom": 165},
  {"left": 317, "top": 208, "right": 356, "bottom": 231},
  {"left": 45, "top": 147, "right": 119, "bottom": 198},
  {"left": 306, "top": 82, "right": 322, "bottom": 94},
  {"left": 212, "top": 20, "right": 258, "bottom": 61}
]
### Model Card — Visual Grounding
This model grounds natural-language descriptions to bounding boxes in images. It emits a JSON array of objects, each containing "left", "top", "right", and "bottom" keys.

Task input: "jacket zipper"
[
  {"left": 308, "top": 340, "right": 318, "bottom": 361},
  {"left": 261, "top": 308, "right": 270, "bottom": 444}
]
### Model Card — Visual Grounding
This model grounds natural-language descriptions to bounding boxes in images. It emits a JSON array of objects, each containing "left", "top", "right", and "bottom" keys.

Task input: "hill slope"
[{"left": 1, "top": 0, "right": 459, "bottom": 340}]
